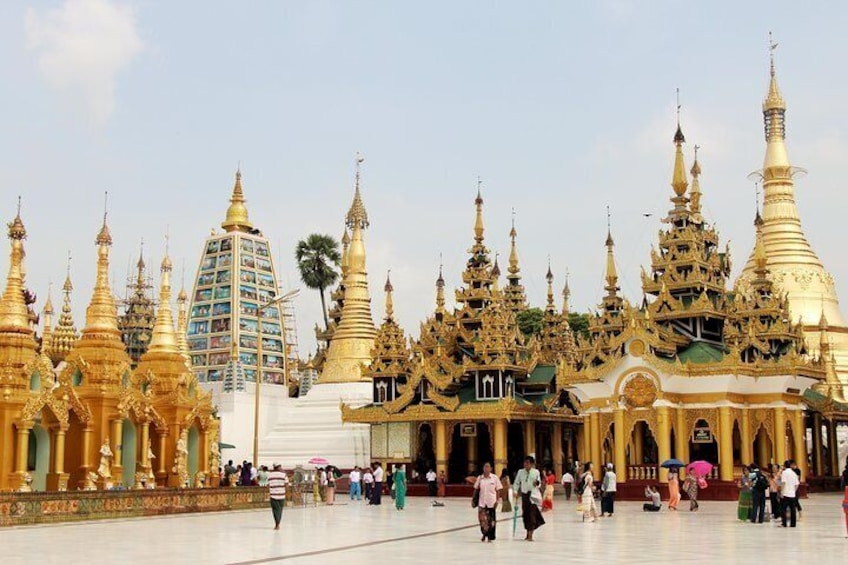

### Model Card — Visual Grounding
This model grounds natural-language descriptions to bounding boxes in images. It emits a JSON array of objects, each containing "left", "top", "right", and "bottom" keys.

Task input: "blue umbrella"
[{"left": 661, "top": 458, "right": 686, "bottom": 468}]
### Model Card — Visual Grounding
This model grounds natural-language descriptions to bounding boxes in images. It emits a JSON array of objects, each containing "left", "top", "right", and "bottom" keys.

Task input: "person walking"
[
  {"left": 561, "top": 469, "right": 574, "bottom": 501},
  {"left": 737, "top": 465, "right": 753, "bottom": 521},
  {"left": 349, "top": 467, "right": 362, "bottom": 501},
  {"left": 578, "top": 462, "right": 598, "bottom": 523},
  {"left": 667, "top": 467, "right": 681, "bottom": 510},
  {"left": 780, "top": 459, "right": 800, "bottom": 527},
  {"left": 513, "top": 456, "right": 545, "bottom": 541},
  {"left": 363, "top": 467, "right": 374, "bottom": 503},
  {"left": 372, "top": 462, "right": 384, "bottom": 506},
  {"left": 267, "top": 463, "right": 288, "bottom": 530},
  {"left": 474, "top": 462, "right": 500, "bottom": 542},
  {"left": 437, "top": 470, "right": 447, "bottom": 498},
  {"left": 426, "top": 468, "right": 438, "bottom": 500},
  {"left": 499, "top": 468, "right": 513, "bottom": 513},
  {"left": 326, "top": 468, "right": 336, "bottom": 505},
  {"left": 542, "top": 469, "right": 555, "bottom": 511},
  {"left": 601, "top": 463, "right": 617, "bottom": 517},
  {"left": 394, "top": 465, "right": 408, "bottom": 510},
  {"left": 768, "top": 465, "right": 781, "bottom": 521},
  {"left": 682, "top": 472, "right": 700, "bottom": 512},
  {"left": 750, "top": 464, "right": 768, "bottom": 524}
]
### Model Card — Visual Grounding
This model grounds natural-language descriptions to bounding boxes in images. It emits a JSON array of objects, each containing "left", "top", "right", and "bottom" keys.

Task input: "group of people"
[
  {"left": 346, "top": 462, "right": 389, "bottom": 507},
  {"left": 736, "top": 460, "right": 802, "bottom": 527},
  {"left": 221, "top": 460, "right": 272, "bottom": 487}
]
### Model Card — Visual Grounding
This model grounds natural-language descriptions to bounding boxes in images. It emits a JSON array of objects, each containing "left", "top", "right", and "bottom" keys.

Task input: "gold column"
[
  {"left": 81, "top": 426, "right": 93, "bottom": 471},
  {"left": 613, "top": 408, "right": 627, "bottom": 484},
  {"left": 589, "top": 412, "right": 601, "bottom": 479},
  {"left": 434, "top": 420, "right": 447, "bottom": 476},
  {"left": 632, "top": 421, "right": 644, "bottom": 464},
  {"left": 139, "top": 422, "right": 150, "bottom": 470},
  {"left": 773, "top": 407, "right": 786, "bottom": 465},
  {"left": 675, "top": 408, "right": 688, "bottom": 478},
  {"left": 466, "top": 433, "right": 477, "bottom": 474},
  {"left": 54, "top": 427, "right": 66, "bottom": 475},
  {"left": 756, "top": 428, "right": 770, "bottom": 469},
  {"left": 524, "top": 421, "right": 536, "bottom": 458},
  {"left": 112, "top": 420, "right": 123, "bottom": 482},
  {"left": 811, "top": 412, "right": 823, "bottom": 476},
  {"left": 827, "top": 419, "right": 839, "bottom": 477},
  {"left": 552, "top": 423, "right": 563, "bottom": 478},
  {"left": 201, "top": 429, "right": 210, "bottom": 474},
  {"left": 15, "top": 426, "right": 30, "bottom": 474},
  {"left": 657, "top": 407, "right": 671, "bottom": 483},
  {"left": 493, "top": 419, "right": 507, "bottom": 476},
  {"left": 792, "top": 410, "right": 806, "bottom": 481},
  {"left": 158, "top": 433, "right": 167, "bottom": 475},
  {"left": 740, "top": 409, "right": 752, "bottom": 467},
  {"left": 718, "top": 407, "right": 733, "bottom": 481}
]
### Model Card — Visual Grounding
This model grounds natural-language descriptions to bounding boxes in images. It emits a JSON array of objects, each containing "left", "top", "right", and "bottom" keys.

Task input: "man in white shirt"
[
  {"left": 561, "top": 470, "right": 575, "bottom": 501},
  {"left": 779, "top": 460, "right": 800, "bottom": 527},
  {"left": 372, "top": 463, "right": 384, "bottom": 505},
  {"left": 363, "top": 468, "right": 374, "bottom": 503},
  {"left": 601, "top": 463, "right": 617, "bottom": 517},
  {"left": 426, "top": 468, "right": 438, "bottom": 499},
  {"left": 349, "top": 467, "right": 362, "bottom": 501}
]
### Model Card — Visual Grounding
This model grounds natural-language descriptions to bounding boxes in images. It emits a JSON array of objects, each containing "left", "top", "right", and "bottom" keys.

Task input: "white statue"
[
  {"left": 173, "top": 429, "right": 189, "bottom": 487},
  {"left": 97, "top": 437, "right": 113, "bottom": 479},
  {"left": 209, "top": 438, "right": 221, "bottom": 473}
]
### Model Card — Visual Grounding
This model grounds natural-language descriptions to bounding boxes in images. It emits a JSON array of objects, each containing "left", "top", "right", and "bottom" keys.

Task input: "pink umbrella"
[
  {"left": 308, "top": 457, "right": 330, "bottom": 466},
  {"left": 686, "top": 460, "right": 713, "bottom": 477}
]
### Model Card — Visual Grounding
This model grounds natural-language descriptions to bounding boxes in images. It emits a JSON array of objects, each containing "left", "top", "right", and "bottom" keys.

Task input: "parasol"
[
  {"left": 308, "top": 457, "right": 330, "bottom": 466},
  {"left": 686, "top": 460, "right": 713, "bottom": 477},
  {"left": 661, "top": 458, "right": 686, "bottom": 469}
]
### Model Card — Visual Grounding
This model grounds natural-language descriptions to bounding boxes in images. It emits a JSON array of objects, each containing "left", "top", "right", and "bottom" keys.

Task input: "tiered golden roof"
[
  {"left": 503, "top": 219, "right": 527, "bottom": 314},
  {"left": 364, "top": 273, "right": 410, "bottom": 380},
  {"left": 538, "top": 265, "right": 576, "bottom": 365},
  {"left": 49, "top": 261, "right": 79, "bottom": 365}
]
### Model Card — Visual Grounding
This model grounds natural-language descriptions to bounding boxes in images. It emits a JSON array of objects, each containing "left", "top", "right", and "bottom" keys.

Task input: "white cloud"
[{"left": 25, "top": 0, "right": 144, "bottom": 125}]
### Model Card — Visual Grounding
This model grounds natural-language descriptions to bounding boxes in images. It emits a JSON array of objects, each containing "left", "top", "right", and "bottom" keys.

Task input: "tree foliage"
[
  {"left": 516, "top": 308, "right": 544, "bottom": 338},
  {"left": 567, "top": 312, "right": 591, "bottom": 339},
  {"left": 295, "top": 234, "right": 341, "bottom": 329}
]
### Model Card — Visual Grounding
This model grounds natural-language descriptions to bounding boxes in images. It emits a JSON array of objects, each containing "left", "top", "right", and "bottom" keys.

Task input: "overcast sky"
[{"left": 2, "top": 0, "right": 847, "bottom": 357}]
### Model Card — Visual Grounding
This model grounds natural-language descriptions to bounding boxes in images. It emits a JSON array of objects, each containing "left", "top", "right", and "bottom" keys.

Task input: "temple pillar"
[
  {"left": 740, "top": 409, "right": 752, "bottom": 467},
  {"left": 657, "top": 407, "right": 671, "bottom": 483},
  {"left": 46, "top": 425, "right": 69, "bottom": 491},
  {"left": 493, "top": 419, "right": 507, "bottom": 476},
  {"left": 589, "top": 412, "right": 601, "bottom": 479},
  {"left": 158, "top": 433, "right": 167, "bottom": 476},
  {"left": 201, "top": 429, "right": 210, "bottom": 475},
  {"left": 434, "top": 420, "right": 447, "bottom": 477},
  {"left": 757, "top": 428, "right": 770, "bottom": 469},
  {"left": 139, "top": 422, "right": 150, "bottom": 470},
  {"left": 524, "top": 421, "right": 536, "bottom": 459},
  {"left": 718, "top": 407, "right": 733, "bottom": 481},
  {"left": 632, "top": 421, "right": 644, "bottom": 464},
  {"left": 613, "top": 408, "right": 627, "bottom": 484},
  {"left": 827, "top": 419, "right": 839, "bottom": 477},
  {"left": 773, "top": 407, "right": 786, "bottom": 465},
  {"left": 792, "top": 410, "right": 806, "bottom": 481},
  {"left": 15, "top": 425, "right": 30, "bottom": 474},
  {"left": 112, "top": 420, "right": 123, "bottom": 484},
  {"left": 675, "top": 408, "right": 688, "bottom": 478},
  {"left": 552, "top": 422, "right": 563, "bottom": 479},
  {"left": 811, "top": 412, "right": 823, "bottom": 476},
  {"left": 466, "top": 433, "right": 477, "bottom": 474}
]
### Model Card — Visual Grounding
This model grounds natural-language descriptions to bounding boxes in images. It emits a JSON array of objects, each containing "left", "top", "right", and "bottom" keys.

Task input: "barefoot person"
[
  {"left": 474, "top": 462, "right": 500, "bottom": 542},
  {"left": 267, "top": 463, "right": 288, "bottom": 530},
  {"left": 513, "top": 456, "right": 545, "bottom": 541}
]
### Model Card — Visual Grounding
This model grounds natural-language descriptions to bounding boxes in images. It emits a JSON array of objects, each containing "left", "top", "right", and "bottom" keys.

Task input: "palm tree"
[{"left": 295, "top": 234, "right": 341, "bottom": 330}]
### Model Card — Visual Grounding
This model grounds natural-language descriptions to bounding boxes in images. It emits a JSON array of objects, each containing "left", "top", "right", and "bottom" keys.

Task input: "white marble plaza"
[{"left": 1, "top": 494, "right": 847, "bottom": 564}]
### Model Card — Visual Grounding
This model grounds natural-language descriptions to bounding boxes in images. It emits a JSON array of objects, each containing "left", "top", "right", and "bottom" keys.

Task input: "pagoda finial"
[
  {"left": 222, "top": 167, "right": 254, "bottom": 232},
  {"left": 763, "top": 32, "right": 787, "bottom": 152},
  {"left": 562, "top": 267, "right": 571, "bottom": 315},
  {"left": 82, "top": 207, "right": 120, "bottom": 339},
  {"left": 146, "top": 235, "right": 179, "bottom": 355},
  {"left": 435, "top": 255, "right": 446, "bottom": 313},
  {"left": 346, "top": 153, "right": 369, "bottom": 230},
  {"left": 96, "top": 192, "right": 112, "bottom": 246},
  {"left": 545, "top": 259, "right": 555, "bottom": 310},
  {"left": 508, "top": 208, "right": 520, "bottom": 276},
  {"left": 604, "top": 208, "right": 619, "bottom": 294},
  {"left": 671, "top": 93, "right": 689, "bottom": 198},
  {"left": 384, "top": 270, "right": 394, "bottom": 320},
  {"left": 491, "top": 253, "right": 501, "bottom": 292},
  {"left": 0, "top": 203, "right": 31, "bottom": 332},
  {"left": 474, "top": 177, "right": 485, "bottom": 243},
  {"left": 689, "top": 144, "right": 703, "bottom": 215}
]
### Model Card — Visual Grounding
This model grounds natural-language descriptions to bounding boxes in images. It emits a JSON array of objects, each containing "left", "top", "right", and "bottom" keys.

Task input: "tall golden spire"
[
  {"left": 508, "top": 215, "right": 520, "bottom": 276},
  {"left": 81, "top": 207, "right": 122, "bottom": 342},
  {"left": 40, "top": 283, "right": 55, "bottom": 356},
  {"left": 435, "top": 260, "right": 446, "bottom": 314},
  {"left": 671, "top": 127, "right": 689, "bottom": 197},
  {"left": 474, "top": 178, "right": 484, "bottom": 243},
  {"left": 221, "top": 168, "right": 254, "bottom": 233},
  {"left": 50, "top": 254, "right": 78, "bottom": 363},
  {"left": 739, "top": 35, "right": 845, "bottom": 330},
  {"left": 321, "top": 154, "right": 378, "bottom": 383},
  {"left": 0, "top": 201, "right": 32, "bottom": 333},
  {"left": 491, "top": 254, "right": 501, "bottom": 293},
  {"left": 545, "top": 262, "right": 555, "bottom": 311},
  {"left": 562, "top": 268, "right": 571, "bottom": 315},
  {"left": 384, "top": 271, "right": 394, "bottom": 320},
  {"left": 689, "top": 145, "right": 703, "bottom": 217},
  {"left": 340, "top": 229, "right": 351, "bottom": 279},
  {"left": 147, "top": 241, "right": 179, "bottom": 355},
  {"left": 604, "top": 220, "right": 618, "bottom": 296},
  {"left": 176, "top": 279, "right": 190, "bottom": 363}
]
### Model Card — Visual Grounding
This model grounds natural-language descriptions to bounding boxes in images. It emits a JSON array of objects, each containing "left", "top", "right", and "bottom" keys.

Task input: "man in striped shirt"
[{"left": 268, "top": 463, "right": 289, "bottom": 530}]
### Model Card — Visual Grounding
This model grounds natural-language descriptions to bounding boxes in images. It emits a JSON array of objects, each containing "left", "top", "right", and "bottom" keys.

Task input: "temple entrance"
[
  {"left": 415, "top": 423, "right": 435, "bottom": 478},
  {"left": 447, "top": 424, "right": 465, "bottom": 482},
  {"left": 27, "top": 424, "right": 50, "bottom": 491},
  {"left": 627, "top": 421, "right": 658, "bottom": 464},
  {"left": 507, "top": 422, "right": 525, "bottom": 474},
  {"left": 187, "top": 426, "right": 200, "bottom": 478},
  {"left": 536, "top": 423, "right": 553, "bottom": 471},
  {"left": 602, "top": 424, "right": 614, "bottom": 468},
  {"left": 689, "top": 419, "right": 718, "bottom": 464},
  {"left": 476, "top": 423, "right": 493, "bottom": 472},
  {"left": 753, "top": 426, "right": 772, "bottom": 469},
  {"left": 121, "top": 419, "right": 137, "bottom": 488},
  {"left": 732, "top": 422, "right": 743, "bottom": 466}
]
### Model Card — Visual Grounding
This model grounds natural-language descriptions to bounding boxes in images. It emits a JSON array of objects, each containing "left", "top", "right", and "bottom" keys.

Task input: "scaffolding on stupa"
[{"left": 118, "top": 247, "right": 157, "bottom": 367}]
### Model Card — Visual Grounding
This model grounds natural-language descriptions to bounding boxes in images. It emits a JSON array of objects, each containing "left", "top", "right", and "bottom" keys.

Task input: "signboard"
[
  {"left": 460, "top": 423, "right": 477, "bottom": 437},
  {"left": 692, "top": 426, "right": 713, "bottom": 444}
]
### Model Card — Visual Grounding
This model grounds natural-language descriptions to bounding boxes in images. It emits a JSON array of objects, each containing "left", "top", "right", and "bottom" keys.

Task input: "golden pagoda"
[
  {"left": 738, "top": 48, "right": 848, "bottom": 398},
  {"left": 320, "top": 156, "right": 378, "bottom": 383},
  {"left": 0, "top": 211, "right": 217, "bottom": 492}
]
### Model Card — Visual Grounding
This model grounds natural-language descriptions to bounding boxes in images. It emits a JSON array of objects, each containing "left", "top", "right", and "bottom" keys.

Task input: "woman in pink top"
[{"left": 474, "top": 462, "right": 501, "bottom": 542}]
